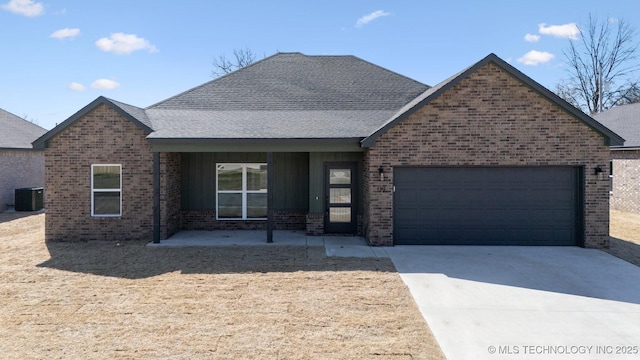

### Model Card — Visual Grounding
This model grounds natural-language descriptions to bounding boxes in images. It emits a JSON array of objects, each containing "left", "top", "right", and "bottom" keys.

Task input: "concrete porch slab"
[{"left": 147, "top": 230, "right": 388, "bottom": 258}]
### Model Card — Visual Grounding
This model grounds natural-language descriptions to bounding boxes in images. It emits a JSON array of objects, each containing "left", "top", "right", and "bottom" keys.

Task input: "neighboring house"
[
  {"left": 33, "top": 53, "right": 623, "bottom": 248},
  {"left": 593, "top": 104, "right": 640, "bottom": 213},
  {"left": 0, "top": 108, "right": 46, "bottom": 212}
]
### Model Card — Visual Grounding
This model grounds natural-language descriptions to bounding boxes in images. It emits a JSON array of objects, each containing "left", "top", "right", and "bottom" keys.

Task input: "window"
[
  {"left": 217, "top": 163, "right": 267, "bottom": 220},
  {"left": 91, "top": 164, "right": 121, "bottom": 217}
]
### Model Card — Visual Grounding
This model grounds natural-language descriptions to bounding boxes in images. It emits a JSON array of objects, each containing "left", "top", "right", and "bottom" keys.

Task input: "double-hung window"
[
  {"left": 91, "top": 164, "right": 122, "bottom": 217},
  {"left": 217, "top": 163, "right": 267, "bottom": 220}
]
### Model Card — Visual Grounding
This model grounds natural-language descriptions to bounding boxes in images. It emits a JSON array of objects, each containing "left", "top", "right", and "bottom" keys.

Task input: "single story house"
[
  {"left": 593, "top": 104, "right": 640, "bottom": 213},
  {"left": 0, "top": 108, "right": 46, "bottom": 212},
  {"left": 33, "top": 53, "right": 623, "bottom": 248}
]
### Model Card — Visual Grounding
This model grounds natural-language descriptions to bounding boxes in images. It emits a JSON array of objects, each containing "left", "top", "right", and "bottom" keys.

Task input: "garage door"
[{"left": 393, "top": 167, "right": 582, "bottom": 245}]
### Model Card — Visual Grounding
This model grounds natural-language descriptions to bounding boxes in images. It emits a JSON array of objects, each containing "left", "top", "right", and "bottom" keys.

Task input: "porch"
[
  {"left": 147, "top": 230, "right": 388, "bottom": 258},
  {"left": 154, "top": 149, "right": 365, "bottom": 242}
]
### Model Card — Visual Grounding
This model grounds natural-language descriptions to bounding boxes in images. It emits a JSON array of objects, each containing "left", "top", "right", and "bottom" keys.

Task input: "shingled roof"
[
  {"left": 146, "top": 52, "right": 429, "bottom": 139},
  {"left": 33, "top": 52, "right": 624, "bottom": 149},
  {"left": 0, "top": 108, "right": 46, "bottom": 149},
  {"left": 592, "top": 102, "right": 640, "bottom": 147}
]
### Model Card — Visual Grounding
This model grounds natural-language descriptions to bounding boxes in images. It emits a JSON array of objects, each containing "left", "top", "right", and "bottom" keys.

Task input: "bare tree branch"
[
  {"left": 556, "top": 14, "right": 640, "bottom": 114},
  {"left": 22, "top": 113, "right": 39, "bottom": 126},
  {"left": 212, "top": 48, "right": 257, "bottom": 77}
]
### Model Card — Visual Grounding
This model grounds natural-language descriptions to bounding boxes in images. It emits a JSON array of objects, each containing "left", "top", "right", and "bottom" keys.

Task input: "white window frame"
[
  {"left": 91, "top": 164, "right": 122, "bottom": 217},
  {"left": 216, "top": 163, "right": 267, "bottom": 220}
]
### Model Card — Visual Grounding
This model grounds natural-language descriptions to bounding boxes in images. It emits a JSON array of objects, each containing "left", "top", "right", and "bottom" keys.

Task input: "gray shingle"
[
  {"left": 106, "top": 98, "right": 153, "bottom": 129},
  {"left": 151, "top": 53, "right": 427, "bottom": 111},
  {"left": 593, "top": 103, "right": 640, "bottom": 147},
  {"left": 0, "top": 108, "right": 46, "bottom": 149},
  {"left": 146, "top": 109, "right": 396, "bottom": 139},
  {"left": 147, "top": 53, "right": 429, "bottom": 138}
]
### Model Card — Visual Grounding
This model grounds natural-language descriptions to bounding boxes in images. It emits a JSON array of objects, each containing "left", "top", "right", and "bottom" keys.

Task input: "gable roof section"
[
  {"left": 592, "top": 103, "right": 640, "bottom": 148},
  {"left": 33, "top": 96, "right": 153, "bottom": 149},
  {"left": 0, "top": 107, "right": 46, "bottom": 149},
  {"left": 146, "top": 52, "right": 429, "bottom": 140},
  {"left": 361, "top": 53, "right": 625, "bottom": 147}
]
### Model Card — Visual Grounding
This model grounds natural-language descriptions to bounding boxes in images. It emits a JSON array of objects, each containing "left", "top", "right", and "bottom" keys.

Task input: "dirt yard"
[{"left": 0, "top": 212, "right": 445, "bottom": 359}]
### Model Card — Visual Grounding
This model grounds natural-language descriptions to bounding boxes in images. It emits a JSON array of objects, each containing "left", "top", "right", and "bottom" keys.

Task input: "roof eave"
[
  {"left": 147, "top": 137, "right": 365, "bottom": 153},
  {"left": 612, "top": 145, "right": 640, "bottom": 150},
  {"left": 146, "top": 137, "right": 363, "bottom": 144},
  {"left": 0, "top": 147, "right": 43, "bottom": 151}
]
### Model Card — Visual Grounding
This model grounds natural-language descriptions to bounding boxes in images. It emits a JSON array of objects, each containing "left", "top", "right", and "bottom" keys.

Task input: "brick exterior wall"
[
  {"left": 44, "top": 104, "right": 155, "bottom": 241},
  {"left": 611, "top": 150, "right": 640, "bottom": 213},
  {"left": 363, "top": 62, "right": 611, "bottom": 248},
  {"left": 305, "top": 213, "right": 363, "bottom": 236},
  {"left": 0, "top": 150, "right": 44, "bottom": 212},
  {"left": 305, "top": 213, "right": 324, "bottom": 235},
  {"left": 182, "top": 209, "right": 306, "bottom": 231}
]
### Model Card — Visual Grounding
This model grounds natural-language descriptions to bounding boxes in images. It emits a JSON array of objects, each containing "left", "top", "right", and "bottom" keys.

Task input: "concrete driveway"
[{"left": 384, "top": 246, "right": 640, "bottom": 360}]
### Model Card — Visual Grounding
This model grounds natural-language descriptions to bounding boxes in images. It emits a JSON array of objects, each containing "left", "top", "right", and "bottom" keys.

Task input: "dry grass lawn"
[
  {"left": 0, "top": 212, "right": 445, "bottom": 359},
  {"left": 607, "top": 209, "right": 640, "bottom": 267}
]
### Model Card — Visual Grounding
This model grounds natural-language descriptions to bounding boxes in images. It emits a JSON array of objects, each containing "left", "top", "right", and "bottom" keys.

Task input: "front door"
[{"left": 324, "top": 163, "right": 357, "bottom": 234}]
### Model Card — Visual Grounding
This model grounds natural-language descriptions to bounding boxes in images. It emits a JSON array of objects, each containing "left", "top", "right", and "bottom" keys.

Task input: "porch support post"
[
  {"left": 267, "top": 151, "right": 274, "bottom": 243},
  {"left": 153, "top": 152, "right": 161, "bottom": 243}
]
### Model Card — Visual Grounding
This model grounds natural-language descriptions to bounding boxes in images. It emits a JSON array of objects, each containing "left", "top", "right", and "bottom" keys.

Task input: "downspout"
[{"left": 153, "top": 152, "right": 161, "bottom": 243}]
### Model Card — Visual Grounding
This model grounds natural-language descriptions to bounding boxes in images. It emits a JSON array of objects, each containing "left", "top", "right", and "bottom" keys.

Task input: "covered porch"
[{"left": 151, "top": 139, "right": 365, "bottom": 244}]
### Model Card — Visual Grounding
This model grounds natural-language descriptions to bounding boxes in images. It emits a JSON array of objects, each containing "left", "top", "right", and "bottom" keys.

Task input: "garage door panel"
[
  {"left": 394, "top": 190, "right": 419, "bottom": 205},
  {"left": 393, "top": 167, "right": 581, "bottom": 246},
  {"left": 394, "top": 208, "right": 417, "bottom": 222}
]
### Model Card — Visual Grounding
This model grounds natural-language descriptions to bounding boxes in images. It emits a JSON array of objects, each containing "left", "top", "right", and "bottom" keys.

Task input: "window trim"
[
  {"left": 216, "top": 163, "right": 267, "bottom": 220},
  {"left": 91, "top": 164, "right": 122, "bottom": 217}
]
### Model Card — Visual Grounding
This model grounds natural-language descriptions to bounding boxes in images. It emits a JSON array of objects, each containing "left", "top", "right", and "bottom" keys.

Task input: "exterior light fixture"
[
  {"left": 378, "top": 166, "right": 385, "bottom": 181},
  {"left": 594, "top": 166, "right": 605, "bottom": 180}
]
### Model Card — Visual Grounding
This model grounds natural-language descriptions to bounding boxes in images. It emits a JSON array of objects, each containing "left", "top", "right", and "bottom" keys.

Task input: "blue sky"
[{"left": 1, "top": 0, "right": 639, "bottom": 130}]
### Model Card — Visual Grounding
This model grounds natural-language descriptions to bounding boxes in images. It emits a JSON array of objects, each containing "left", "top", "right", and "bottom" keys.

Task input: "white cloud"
[
  {"left": 524, "top": 33, "right": 540, "bottom": 42},
  {"left": 517, "top": 50, "right": 555, "bottom": 66},
  {"left": 1, "top": 0, "right": 44, "bottom": 17},
  {"left": 538, "top": 23, "right": 580, "bottom": 40},
  {"left": 68, "top": 82, "right": 85, "bottom": 91},
  {"left": 95, "top": 33, "right": 158, "bottom": 55},
  {"left": 50, "top": 28, "right": 80, "bottom": 40},
  {"left": 356, "top": 10, "right": 390, "bottom": 27},
  {"left": 91, "top": 79, "right": 120, "bottom": 90}
]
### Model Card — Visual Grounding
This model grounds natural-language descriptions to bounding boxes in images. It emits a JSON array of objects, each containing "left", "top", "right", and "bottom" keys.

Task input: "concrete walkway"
[{"left": 384, "top": 246, "right": 640, "bottom": 360}]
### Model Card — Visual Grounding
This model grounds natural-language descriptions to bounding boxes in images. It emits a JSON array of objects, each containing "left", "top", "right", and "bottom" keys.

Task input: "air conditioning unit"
[{"left": 15, "top": 187, "right": 44, "bottom": 211}]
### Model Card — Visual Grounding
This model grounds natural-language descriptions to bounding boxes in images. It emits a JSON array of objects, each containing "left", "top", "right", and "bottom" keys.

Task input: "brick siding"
[
  {"left": 305, "top": 213, "right": 324, "bottom": 235},
  {"left": 364, "top": 62, "right": 611, "bottom": 248},
  {"left": 611, "top": 150, "right": 640, "bottom": 213},
  {"left": 44, "top": 104, "right": 155, "bottom": 241},
  {"left": 0, "top": 150, "right": 44, "bottom": 212},
  {"left": 182, "top": 209, "right": 306, "bottom": 231}
]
